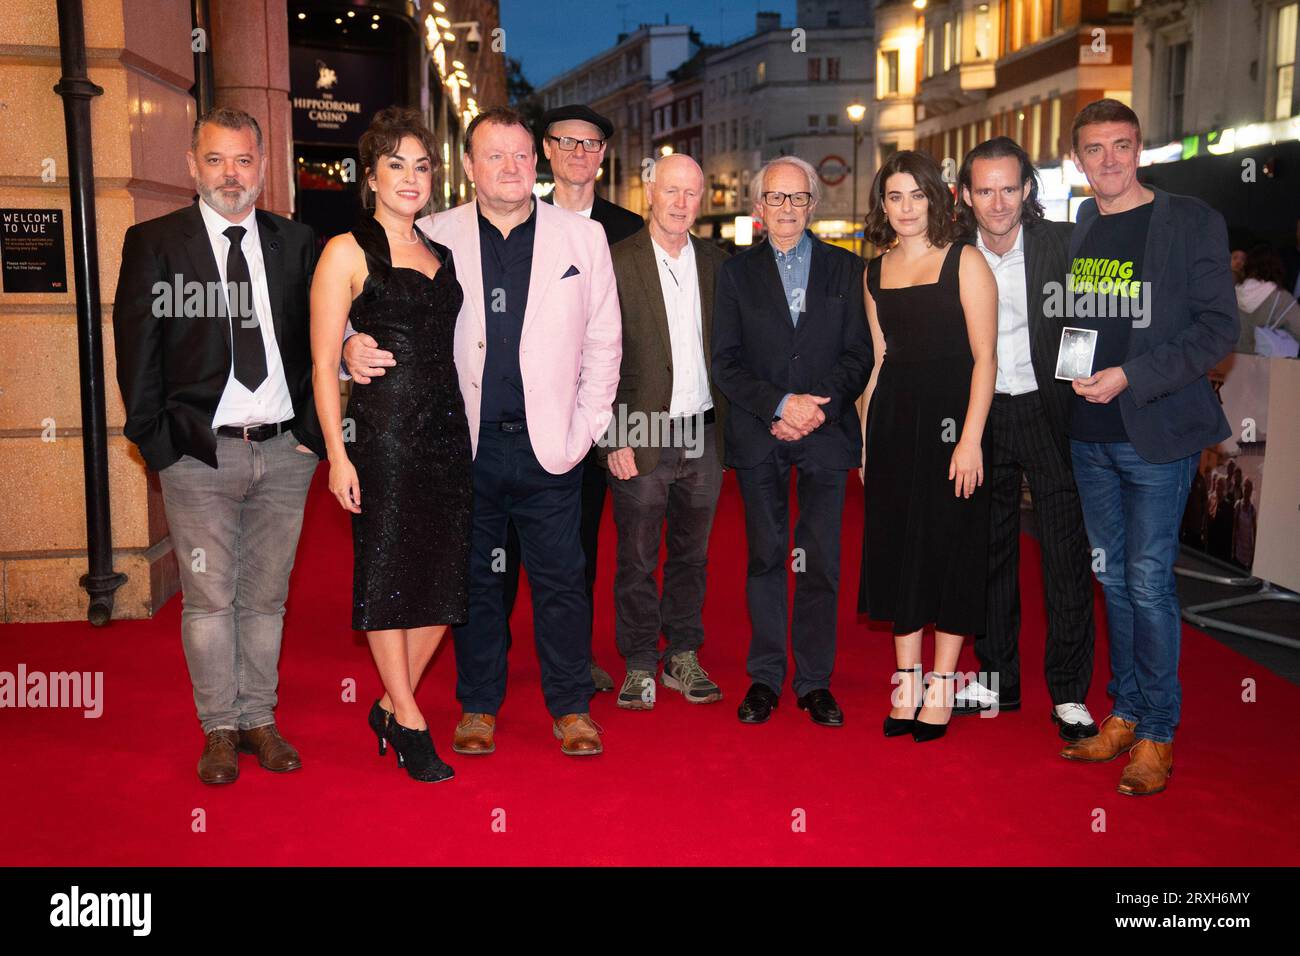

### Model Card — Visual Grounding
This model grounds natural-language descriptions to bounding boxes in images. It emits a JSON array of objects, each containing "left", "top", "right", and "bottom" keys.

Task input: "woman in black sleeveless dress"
[
  {"left": 311, "top": 108, "right": 469, "bottom": 781},
  {"left": 858, "top": 151, "right": 998, "bottom": 742}
]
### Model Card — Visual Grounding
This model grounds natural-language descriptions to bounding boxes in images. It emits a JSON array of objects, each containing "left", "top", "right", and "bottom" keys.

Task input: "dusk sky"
[{"left": 499, "top": 0, "right": 800, "bottom": 88}]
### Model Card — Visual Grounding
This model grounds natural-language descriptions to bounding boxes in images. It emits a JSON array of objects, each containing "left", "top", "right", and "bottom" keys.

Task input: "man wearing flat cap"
[{"left": 495, "top": 104, "right": 644, "bottom": 693}]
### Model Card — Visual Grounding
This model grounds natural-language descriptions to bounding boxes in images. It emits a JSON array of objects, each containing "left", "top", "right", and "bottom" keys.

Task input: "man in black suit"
[
  {"left": 952, "top": 137, "right": 1098, "bottom": 743},
  {"left": 113, "top": 107, "right": 323, "bottom": 785},
  {"left": 535, "top": 104, "right": 643, "bottom": 691},
  {"left": 711, "top": 156, "right": 872, "bottom": 727}
]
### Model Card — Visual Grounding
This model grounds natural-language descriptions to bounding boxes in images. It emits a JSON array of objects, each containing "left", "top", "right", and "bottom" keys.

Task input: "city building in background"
[
  {"left": 535, "top": 23, "right": 699, "bottom": 214},
  {"left": 906, "top": 0, "right": 1135, "bottom": 220},
  {"left": 290, "top": 1, "right": 506, "bottom": 242},
  {"left": 700, "top": 5, "right": 876, "bottom": 248},
  {"left": 0, "top": 0, "right": 503, "bottom": 623},
  {"left": 1129, "top": 0, "right": 1300, "bottom": 241}
]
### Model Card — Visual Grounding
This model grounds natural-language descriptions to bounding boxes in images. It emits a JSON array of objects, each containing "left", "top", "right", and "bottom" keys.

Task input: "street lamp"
[{"left": 846, "top": 101, "right": 867, "bottom": 257}]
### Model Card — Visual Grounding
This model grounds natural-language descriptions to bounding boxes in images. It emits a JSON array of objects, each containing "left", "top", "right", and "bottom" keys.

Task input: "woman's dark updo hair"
[
  {"left": 864, "top": 149, "right": 956, "bottom": 249},
  {"left": 358, "top": 106, "right": 441, "bottom": 213}
]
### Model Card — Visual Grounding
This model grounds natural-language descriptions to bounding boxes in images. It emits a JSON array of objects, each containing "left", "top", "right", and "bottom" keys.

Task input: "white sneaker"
[
  {"left": 953, "top": 679, "right": 999, "bottom": 715},
  {"left": 1052, "top": 702, "right": 1098, "bottom": 741}
]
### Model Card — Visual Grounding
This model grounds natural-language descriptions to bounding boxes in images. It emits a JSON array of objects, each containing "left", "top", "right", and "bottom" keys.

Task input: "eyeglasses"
[
  {"left": 761, "top": 191, "right": 813, "bottom": 207},
  {"left": 547, "top": 134, "right": 606, "bottom": 152}
]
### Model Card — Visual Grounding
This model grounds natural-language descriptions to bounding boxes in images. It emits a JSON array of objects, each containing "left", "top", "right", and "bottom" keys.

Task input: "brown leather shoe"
[
  {"left": 1060, "top": 714, "right": 1136, "bottom": 762},
  {"left": 237, "top": 724, "right": 302, "bottom": 772},
  {"left": 197, "top": 729, "right": 239, "bottom": 785},
  {"left": 1118, "top": 739, "right": 1173, "bottom": 796},
  {"left": 452, "top": 712, "right": 496, "bottom": 755},
  {"left": 553, "top": 712, "right": 603, "bottom": 756}
]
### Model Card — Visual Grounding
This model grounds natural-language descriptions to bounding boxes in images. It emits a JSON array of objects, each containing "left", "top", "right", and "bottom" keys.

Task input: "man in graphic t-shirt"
[{"left": 1057, "top": 100, "right": 1237, "bottom": 797}]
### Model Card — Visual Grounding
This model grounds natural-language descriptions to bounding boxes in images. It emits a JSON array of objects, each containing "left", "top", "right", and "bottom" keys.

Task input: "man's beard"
[{"left": 198, "top": 178, "right": 262, "bottom": 217}]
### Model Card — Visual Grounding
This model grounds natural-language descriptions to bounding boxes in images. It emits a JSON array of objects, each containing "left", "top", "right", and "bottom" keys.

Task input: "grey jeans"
[
  {"left": 607, "top": 421, "right": 723, "bottom": 672},
  {"left": 158, "top": 429, "right": 318, "bottom": 732}
]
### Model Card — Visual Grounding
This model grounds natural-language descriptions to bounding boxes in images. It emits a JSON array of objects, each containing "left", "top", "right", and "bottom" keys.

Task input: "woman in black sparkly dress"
[{"left": 311, "top": 108, "right": 469, "bottom": 782}]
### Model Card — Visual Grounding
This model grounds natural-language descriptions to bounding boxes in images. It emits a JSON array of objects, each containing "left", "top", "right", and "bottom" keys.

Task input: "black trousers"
[
  {"left": 734, "top": 444, "right": 847, "bottom": 698},
  {"left": 978, "top": 391, "right": 1095, "bottom": 704},
  {"left": 453, "top": 426, "right": 594, "bottom": 717},
  {"left": 502, "top": 446, "right": 605, "bottom": 648}
]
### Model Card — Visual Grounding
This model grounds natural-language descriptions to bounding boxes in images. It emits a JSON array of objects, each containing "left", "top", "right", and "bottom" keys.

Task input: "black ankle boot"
[
  {"left": 384, "top": 719, "right": 455, "bottom": 782},
  {"left": 368, "top": 700, "right": 392, "bottom": 756}
]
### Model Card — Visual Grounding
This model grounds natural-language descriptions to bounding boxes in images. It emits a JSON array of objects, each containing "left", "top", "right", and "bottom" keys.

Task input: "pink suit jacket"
[{"left": 417, "top": 199, "right": 622, "bottom": 474}]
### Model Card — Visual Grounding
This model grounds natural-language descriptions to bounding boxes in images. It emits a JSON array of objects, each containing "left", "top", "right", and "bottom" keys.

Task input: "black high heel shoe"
[
  {"left": 368, "top": 699, "right": 393, "bottom": 756},
  {"left": 883, "top": 665, "right": 923, "bottom": 737},
  {"left": 913, "top": 672, "right": 957, "bottom": 743},
  {"left": 384, "top": 719, "right": 455, "bottom": 782}
]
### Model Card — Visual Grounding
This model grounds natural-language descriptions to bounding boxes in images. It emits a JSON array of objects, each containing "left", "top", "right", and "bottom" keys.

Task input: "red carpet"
[{"left": 2, "top": 466, "right": 1297, "bottom": 867}]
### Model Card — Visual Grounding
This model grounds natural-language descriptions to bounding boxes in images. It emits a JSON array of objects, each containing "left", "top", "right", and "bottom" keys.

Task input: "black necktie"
[{"left": 222, "top": 225, "right": 267, "bottom": 391}]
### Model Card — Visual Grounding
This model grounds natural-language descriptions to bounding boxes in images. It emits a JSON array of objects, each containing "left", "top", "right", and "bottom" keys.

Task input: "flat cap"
[{"left": 539, "top": 103, "right": 614, "bottom": 139}]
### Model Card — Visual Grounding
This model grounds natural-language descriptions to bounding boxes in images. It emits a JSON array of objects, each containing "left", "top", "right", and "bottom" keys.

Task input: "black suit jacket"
[
  {"left": 1067, "top": 187, "right": 1237, "bottom": 463},
  {"left": 1020, "top": 216, "right": 1077, "bottom": 462},
  {"left": 541, "top": 191, "right": 644, "bottom": 246},
  {"left": 711, "top": 234, "right": 873, "bottom": 470},
  {"left": 112, "top": 202, "right": 323, "bottom": 471},
  {"left": 603, "top": 226, "right": 731, "bottom": 473}
]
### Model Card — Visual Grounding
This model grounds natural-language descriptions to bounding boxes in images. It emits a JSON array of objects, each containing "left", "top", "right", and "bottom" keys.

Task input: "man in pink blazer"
[{"left": 345, "top": 106, "right": 621, "bottom": 756}]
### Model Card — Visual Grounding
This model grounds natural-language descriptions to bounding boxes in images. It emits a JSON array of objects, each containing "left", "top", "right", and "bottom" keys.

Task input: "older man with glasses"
[{"left": 711, "top": 156, "right": 873, "bottom": 727}]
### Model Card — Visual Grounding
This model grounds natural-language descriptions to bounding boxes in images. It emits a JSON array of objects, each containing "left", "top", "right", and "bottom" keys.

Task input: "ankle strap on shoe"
[{"left": 894, "top": 665, "right": 922, "bottom": 674}]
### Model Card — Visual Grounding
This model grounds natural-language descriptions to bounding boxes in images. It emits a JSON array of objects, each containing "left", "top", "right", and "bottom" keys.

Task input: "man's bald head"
[{"left": 646, "top": 153, "right": 704, "bottom": 241}]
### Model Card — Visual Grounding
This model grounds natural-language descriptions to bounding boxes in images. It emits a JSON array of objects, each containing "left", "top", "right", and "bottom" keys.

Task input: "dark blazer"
[
  {"left": 1067, "top": 187, "right": 1238, "bottom": 463},
  {"left": 112, "top": 202, "right": 323, "bottom": 471},
  {"left": 541, "top": 191, "right": 644, "bottom": 246},
  {"left": 711, "top": 234, "right": 873, "bottom": 470},
  {"left": 602, "top": 226, "right": 731, "bottom": 473},
  {"left": 1020, "top": 216, "right": 1077, "bottom": 462}
]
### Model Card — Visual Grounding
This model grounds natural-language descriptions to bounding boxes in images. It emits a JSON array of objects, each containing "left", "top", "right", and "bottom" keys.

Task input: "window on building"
[
  {"left": 809, "top": 57, "right": 822, "bottom": 81},
  {"left": 754, "top": 118, "right": 763, "bottom": 145},
  {"left": 1275, "top": 3, "right": 1297, "bottom": 120},
  {"left": 691, "top": 136, "right": 701, "bottom": 157},
  {"left": 1166, "top": 40, "right": 1189, "bottom": 137},
  {"left": 757, "top": 61, "right": 766, "bottom": 84},
  {"left": 881, "top": 49, "right": 900, "bottom": 95},
  {"left": 943, "top": 20, "right": 953, "bottom": 71},
  {"left": 925, "top": 26, "right": 935, "bottom": 77},
  {"left": 826, "top": 114, "right": 839, "bottom": 130},
  {"left": 973, "top": 4, "right": 993, "bottom": 59},
  {"left": 1009, "top": 0, "right": 1025, "bottom": 52},
  {"left": 743, "top": 118, "right": 750, "bottom": 149},
  {"left": 1030, "top": 101, "right": 1042, "bottom": 161},
  {"left": 693, "top": 94, "right": 701, "bottom": 121},
  {"left": 808, "top": 114, "right": 821, "bottom": 134},
  {"left": 1049, "top": 96, "right": 1061, "bottom": 158},
  {"left": 827, "top": 9, "right": 841, "bottom": 27},
  {"left": 827, "top": 57, "right": 840, "bottom": 80},
  {"left": 730, "top": 119, "right": 738, "bottom": 150}
]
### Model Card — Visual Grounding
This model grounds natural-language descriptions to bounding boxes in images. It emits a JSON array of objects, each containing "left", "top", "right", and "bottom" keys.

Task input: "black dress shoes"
[
  {"left": 737, "top": 683, "right": 779, "bottom": 724},
  {"left": 797, "top": 688, "right": 844, "bottom": 727}
]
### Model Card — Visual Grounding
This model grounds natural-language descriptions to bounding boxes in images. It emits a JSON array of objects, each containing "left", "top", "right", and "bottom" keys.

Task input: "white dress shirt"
[
  {"left": 976, "top": 224, "right": 1038, "bottom": 396},
  {"left": 198, "top": 198, "right": 295, "bottom": 428},
  {"left": 650, "top": 235, "right": 713, "bottom": 418}
]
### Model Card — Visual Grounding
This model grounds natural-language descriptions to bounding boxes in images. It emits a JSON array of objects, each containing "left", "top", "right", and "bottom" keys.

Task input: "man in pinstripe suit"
[{"left": 952, "top": 137, "right": 1098, "bottom": 742}]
